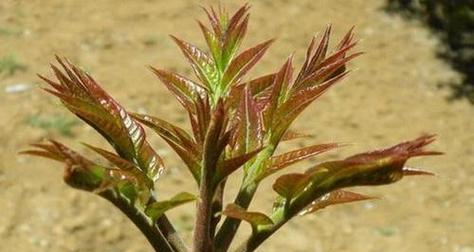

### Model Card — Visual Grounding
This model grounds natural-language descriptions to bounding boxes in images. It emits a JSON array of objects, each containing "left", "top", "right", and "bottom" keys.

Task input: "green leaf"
[
  {"left": 299, "top": 190, "right": 373, "bottom": 215},
  {"left": 221, "top": 204, "right": 273, "bottom": 231},
  {"left": 170, "top": 36, "right": 218, "bottom": 89},
  {"left": 221, "top": 6, "right": 250, "bottom": 67},
  {"left": 273, "top": 173, "right": 311, "bottom": 199},
  {"left": 145, "top": 192, "right": 197, "bottom": 222},
  {"left": 198, "top": 21, "right": 221, "bottom": 67}
]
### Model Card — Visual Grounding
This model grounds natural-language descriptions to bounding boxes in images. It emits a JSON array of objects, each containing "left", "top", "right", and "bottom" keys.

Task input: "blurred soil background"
[{"left": 0, "top": 0, "right": 473, "bottom": 252}]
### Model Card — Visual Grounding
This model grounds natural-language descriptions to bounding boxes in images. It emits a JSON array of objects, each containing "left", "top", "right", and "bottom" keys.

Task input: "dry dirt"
[{"left": 0, "top": 0, "right": 473, "bottom": 252}]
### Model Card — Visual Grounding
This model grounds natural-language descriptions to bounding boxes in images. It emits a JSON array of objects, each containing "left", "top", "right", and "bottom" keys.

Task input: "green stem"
[
  {"left": 235, "top": 183, "right": 331, "bottom": 252},
  {"left": 193, "top": 108, "right": 224, "bottom": 252},
  {"left": 214, "top": 145, "right": 276, "bottom": 252},
  {"left": 100, "top": 190, "right": 175, "bottom": 252},
  {"left": 193, "top": 180, "right": 214, "bottom": 252},
  {"left": 157, "top": 215, "right": 189, "bottom": 252}
]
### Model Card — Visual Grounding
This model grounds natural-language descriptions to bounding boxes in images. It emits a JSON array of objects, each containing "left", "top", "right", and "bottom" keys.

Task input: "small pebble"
[{"left": 4, "top": 83, "right": 31, "bottom": 93}]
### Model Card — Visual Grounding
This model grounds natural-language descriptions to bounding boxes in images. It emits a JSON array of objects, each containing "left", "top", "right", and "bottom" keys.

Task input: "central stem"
[
  {"left": 193, "top": 178, "right": 214, "bottom": 252},
  {"left": 193, "top": 104, "right": 224, "bottom": 252}
]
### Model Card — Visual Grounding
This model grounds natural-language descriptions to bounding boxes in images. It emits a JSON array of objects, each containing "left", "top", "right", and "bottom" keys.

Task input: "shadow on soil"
[{"left": 384, "top": 0, "right": 474, "bottom": 103}]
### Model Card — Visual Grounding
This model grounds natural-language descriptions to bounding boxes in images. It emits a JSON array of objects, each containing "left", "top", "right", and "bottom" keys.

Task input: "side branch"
[{"left": 100, "top": 190, "right": 175, "bottom": 252}]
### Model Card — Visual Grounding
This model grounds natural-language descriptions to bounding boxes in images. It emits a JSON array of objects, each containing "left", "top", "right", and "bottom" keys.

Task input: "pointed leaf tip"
[
  {"left": 300, "top": 190, "right": 374, "bottom": 215},
  {"left": 402, "top": 167, "right": 435, "bottom": 176}
]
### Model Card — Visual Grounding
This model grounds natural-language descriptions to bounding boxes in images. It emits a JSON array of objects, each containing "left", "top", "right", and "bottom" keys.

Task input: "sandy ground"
[{"left": 0, "top": 0, "right": 473, "bottom": 251}]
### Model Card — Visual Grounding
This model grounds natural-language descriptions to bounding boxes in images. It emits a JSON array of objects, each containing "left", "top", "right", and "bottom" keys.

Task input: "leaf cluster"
[{"left": 23, "top": 4, "right": 441, "bottom": 252}]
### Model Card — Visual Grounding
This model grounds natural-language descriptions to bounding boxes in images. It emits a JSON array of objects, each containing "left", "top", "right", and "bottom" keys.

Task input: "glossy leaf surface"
[
  {"left": 299, "top": 190, "right": 373, "bottom": 215},
  {"left": 145, "top": 192, "right": 197, "bottom": 222},
  {"left": 222, "top": 204, "right": 273, "bottom": 230}
]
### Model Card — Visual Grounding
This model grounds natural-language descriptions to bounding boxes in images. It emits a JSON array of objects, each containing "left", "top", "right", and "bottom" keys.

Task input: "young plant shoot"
[{"left": 23, "top": 4, "right": 441, "bottom": 252}]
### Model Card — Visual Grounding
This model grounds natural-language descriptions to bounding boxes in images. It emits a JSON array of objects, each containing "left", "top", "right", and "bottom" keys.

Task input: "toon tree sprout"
[{"left": 23, "top": 4, "right": 441, "bottom": 252}]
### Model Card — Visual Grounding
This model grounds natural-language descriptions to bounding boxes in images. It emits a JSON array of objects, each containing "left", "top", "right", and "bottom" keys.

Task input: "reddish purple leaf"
[
  {"left": 150, "top": 67, "right": 208, "bottom": 114},
  {"left": 217, "top": 147, "right": 263, "bottom": 181},
  {"left": 227, "top": 73, "right": 276, "bottom": 110},
  {"left": 281, "top": 130, "right": 312, "bottom": 142},
  {"left": 275, "top": 71, "right": 349, "bottom": 131},
  {"left": 231, "top": 86, "right": 264, "bottom": 156},
  {"left": 296, "top": 52, "right": 360, "bottom": 91},
  {"left": 260, "top": 143, "right": 342, "bottom": 180},
  {"left": 221, "top": 39, "right": 274, "bottom": 87},
  {"left": 402, "top": 167, "right": 435, "bottom": 176},
  {"left": 83, "top": 144, "right": 134, "bottom": 169},
  {"left": 131, "top": 113, "right": 202, "bottom": 181},
  {"left": 263, "top": 56, "right": 294, "bottom": 129},
  {"left": 202, "top": 100, "right": 228, "bottom": 175},
  {"left": 299, "top": 190, "right": 373, "bottom": 215},
  {"left": 306, "top": 135, "right": 441, "bottom": 188},
  {"left": 40, "top": 57, "right": 164, "bottom": 182}
]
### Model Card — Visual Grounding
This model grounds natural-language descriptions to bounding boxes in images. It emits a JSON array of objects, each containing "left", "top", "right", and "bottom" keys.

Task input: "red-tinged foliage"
[
  {"left": 23, "top": 4, "right": 442, "bottom": 252},
  {"left": 226, "top": 73, "right": 276, "bottom": 110},
  {"left": 299, "top": 190, "right": 374, "bottom": 215},
  {"left": 259, "top": 143, "right": 342, "bottom": 180},
  {"left": 275, "top": 71, "right": 349, "bottom": 134},
  {"left": 273, "top": 173, "right": 311, "bottom": 200},
  {"left": 216, "top": 147, "right": 263, "bottom": 184},
  {"left": 82, "top": 143, "right": 153, "bottom": 189},
  {"left": 145, "top": 192, "right": 197, "bottom": 222},
  {"left": 222, "top": 204, "right": 273, "bottom": 231},
  {"left": 170, "top": 36, "right": 218, "bottom": 90},
  {"left": 150, "top": 67, "right": 209, "bottom": 114},
  {"left": 263, "top": 56, "right": 294, "bottom": 130},
  {"left": 280, "top": 130, "right": 312, "bottom": 142},
  {"left": 131, "top": 113, "right": 202, "bottom": 182},
  {"left": 221, "top": 39, "right": 274, "bottom": 88},
  {"left": 22, "top": 140, "right": 136, "bottom": 193},
  {"left": 305, "top": 135, "right": 441, "bottom": 190},
  {"left": 230, "top": 87, "right": 264, "bottom": 156},
  {"left": 39, "top": 57, "right": 164, "bottom": 182}
]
